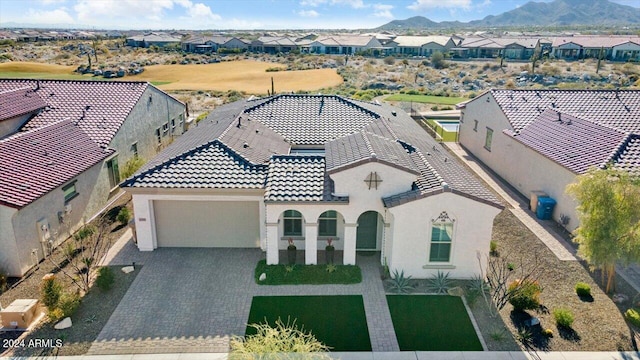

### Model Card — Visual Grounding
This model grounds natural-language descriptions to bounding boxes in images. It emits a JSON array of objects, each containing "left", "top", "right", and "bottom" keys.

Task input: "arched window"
[
  {"left": 318, "top": 210, "right": 337, "bottom": 237},
  {"left": 283, "top": 210, "right": 303, "bottom": 236}
]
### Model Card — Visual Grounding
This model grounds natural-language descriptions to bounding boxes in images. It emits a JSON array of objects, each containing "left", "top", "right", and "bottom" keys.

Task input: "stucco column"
[
  {"left": 266, "top": 222, "right": 279, "bottom": 265},
  {"left": 343, "top": 223, "right": 357, "bottom": 265},
  {"left": 382, "top": 221, "right": 392, "bottom": 266},
  {"left": 305, "top": 223, "right": 318, "bottom": 264},
  {"left": 132, "top": 195, "right": 155, "bottom": 251}
]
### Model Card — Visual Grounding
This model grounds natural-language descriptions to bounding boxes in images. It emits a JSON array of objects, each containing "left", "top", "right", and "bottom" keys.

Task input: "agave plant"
[
  {"left": 427, "top": 271, "right": 452, "bottom": 294},
  {"left": 386, "top": 269, "right": 414, "bottom": 294}
]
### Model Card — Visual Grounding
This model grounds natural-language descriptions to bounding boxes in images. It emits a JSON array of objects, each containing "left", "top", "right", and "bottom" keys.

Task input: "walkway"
[
  {"left": 89, "top": 237, "right": 398, "bottom": 355},
  {"left": 444, "top": 143, "right": 577, "bottom": 261}
]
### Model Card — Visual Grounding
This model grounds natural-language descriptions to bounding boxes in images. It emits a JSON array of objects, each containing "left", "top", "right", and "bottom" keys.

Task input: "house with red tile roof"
[
  {"left": 0, "top": 79, "right": 186, "bottom": 277},
  {"left": 121, "top": 95, "right": 504, "bottom": 279},
  {"left": 458, "top": 89, "right": 640, "bottom": 232}
]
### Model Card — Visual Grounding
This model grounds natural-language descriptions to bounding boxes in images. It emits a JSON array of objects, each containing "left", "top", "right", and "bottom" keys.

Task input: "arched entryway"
[{"left": 356, "top": 211, "right": 382, "bottom": 250}]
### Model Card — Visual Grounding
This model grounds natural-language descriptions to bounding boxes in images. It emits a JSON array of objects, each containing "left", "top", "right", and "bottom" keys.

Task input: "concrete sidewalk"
[{"left": 4, "top": 351, "right": 640, "bottom": 359}]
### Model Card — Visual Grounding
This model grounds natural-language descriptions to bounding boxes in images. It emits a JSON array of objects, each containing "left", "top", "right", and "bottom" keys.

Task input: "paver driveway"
[{"left": 89, "top": 241, "right": 398, "bottom": 354}]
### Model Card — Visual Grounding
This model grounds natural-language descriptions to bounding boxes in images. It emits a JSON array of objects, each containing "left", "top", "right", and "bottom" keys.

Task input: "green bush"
[
  {"left": 120, "top": 156, "right": 146, "bottom": 179},
  {"left": 553, "top": 308, "right": 574, "bottom": 328},
  {"left": 541, "top": 328, "right": 554, "bottom": 338},
  {"left": 575, "top": 282, "right": 591, "bottom": 297},
  {"left": 508, "top": 279, "right": 542, "bottom": 311},
  {"left": 74, "top": 225, "right": 96, "bottom": 241},
  {"left": 41, "top": 276, "right": 63, "bottom": 311},
  {"left": 490, "top": 240, "right": 498, "bottom": 256},
  {"left": 383, "top": 56, "right": 395, "bottom": 65},
  {"left": 625, "top": 308, "right": 640, "bottom": 328},
  {"left": 116, "top": 207, "right": 131, "bottom": 226},
  {"left": 58, "top": 293, "right": 80, "bottom": 318},
  {"left": 96, "top": 267, "right": 115, "bottom": 291}
]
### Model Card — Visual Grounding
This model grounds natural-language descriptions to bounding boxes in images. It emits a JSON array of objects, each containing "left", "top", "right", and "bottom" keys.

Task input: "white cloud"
[
  {"left": 298, "top": 10, "right": 320, "bottom": 17},
  {"left": 300, "top": 0, "right": 327, "bottom": 6},
  {"left": 372, "top": 4, "right": 393, "bottom": 18},
  {"left": 24, "top": 8, "right": 75, "bottom": 24},
  {"left": 407, "top": 0, "right": 471, "bottom": 11},
  {"left": 74, "top": 0, "right": 175, "bottom": 23},
  {"left": 331, "top": 0, "right": 366, "bottom": 9}
]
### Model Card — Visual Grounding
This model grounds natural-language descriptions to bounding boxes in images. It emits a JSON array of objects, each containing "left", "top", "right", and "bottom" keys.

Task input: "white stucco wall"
[
  {"left": 0, "top": 205, "right": 19, "bottom": 276},
  {"left": 387, "top": 192, "right": 502, "bottom": 279},
  {"left": 459, "top": 92, "right": 580, "bottom": 231}
]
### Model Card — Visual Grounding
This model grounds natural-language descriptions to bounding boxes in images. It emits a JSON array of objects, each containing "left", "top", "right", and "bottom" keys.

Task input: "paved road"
[{"left": 89, "top": 244, "right": 399, "bottom": 354}]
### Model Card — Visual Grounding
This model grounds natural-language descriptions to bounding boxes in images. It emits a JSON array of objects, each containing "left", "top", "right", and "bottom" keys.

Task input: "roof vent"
[
  {"left": 371, "top": 152, "right": 377, "bottom": 159},
  {"left": 243, "top": 142, "right": 249, "bottom": 148},
  {"left": 391, "top": 111, "right": 397, "bottom": 116},
  {"left": 442, "top": 182, "right": 449, "bottom": 190}
]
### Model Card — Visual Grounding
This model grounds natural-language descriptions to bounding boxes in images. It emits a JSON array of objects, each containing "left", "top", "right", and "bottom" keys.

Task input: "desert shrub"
[
  {"left": 74, "top": 224, "right": 96, "bottom": 241},
  {"left": 626, "top": 308, "right": 640, "bottom": 328},
  {"left": 48, "top": 308, "right": 64, "bottom": 322},
  {"left": 265, "top": 67, "right": 283, "bottom": 72},
  {"left": 116, "top": 207, "right": 131, "bottom": 226},
  {"left": 542, "top": 328, "right": 554, "bottom": 337},
  {"left": 508, "top": 279, "right": 542, "bottom": 311},
  {"left": 230, "top": 318, "right": 328, "bottom": 354},
  {"left": 505, "top": 79, "right": 516, "bottom": 89},
  {"left": 383, "top": 56, "right": 395, "bottom": 65},
  {"left": 490, "top": 240, "right": 498, "bottom": 256},
  {"left": 120, "top": 156, "right": 146, "bottom": 179},
  {"left": 553, "top": 308, "right": 574, "bottom": 328},
  {"left": 0, "top": 268, "right": 7, "bottom": 293},
  {"left": 41, "top": 276, "right": 63, "bottom": 311},
  {"left": 96, "top": 267, "right": 115, "bottom": 291},
  {"left": 195, "top": 111, "right": 210, "bottom": 123},
  {"left": 482, "top": 63, "right": 491, "bottom": 71},
  {"left": 58, "top": 292, "right": 81, "bottom": 318},
  {"left": 427, "top": 271, "right": 451, "bottom": 294},
  {"left": 431, "top": 51, "right": 446, "bottom": 69},
  {"left": 575, "top": 282, "right": 591, "bottom": 297}
]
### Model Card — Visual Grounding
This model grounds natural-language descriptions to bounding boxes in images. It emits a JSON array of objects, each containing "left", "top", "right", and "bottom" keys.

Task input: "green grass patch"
[
  {"left": 386, "top": 295, "right": 482, "bottom": 351},
  {"left": 385, "top": 94, "right": 466, "bottom": 105},
  {"left": 246, "top": 295, "right": 371, "bottom": 351},
  {"left": 254, "top": 259, "right": 361, "bottom": 285},
  {"left": 150, "top": 81, "right": 172, "bottom": 86}
]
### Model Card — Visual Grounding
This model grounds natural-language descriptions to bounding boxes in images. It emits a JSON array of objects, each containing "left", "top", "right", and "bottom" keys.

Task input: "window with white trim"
[
  {"left": 318, "top": 210, "right": 337, "bottom": 237},
  {"left": 62, "top": 181, "right": 78, "bottom": 203},
  {"left": 484, "top": 127, "right": 493, "bottom": 151},
  {"left": 283, "top": 210, "right": 303, "bottom": 236},
  {"left": 429, "top": 222, "right": 453, "bottom": 262}
]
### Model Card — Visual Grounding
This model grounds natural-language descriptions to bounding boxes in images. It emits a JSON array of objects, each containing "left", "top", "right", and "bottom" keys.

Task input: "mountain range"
[{"left": 377, "top": 0, "right": 640, "bottom": 30}]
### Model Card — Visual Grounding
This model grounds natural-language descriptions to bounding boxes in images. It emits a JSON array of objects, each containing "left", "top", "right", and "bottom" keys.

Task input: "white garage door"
[{"left": 153, "top": 200, "right": 260, "bottom": 248}]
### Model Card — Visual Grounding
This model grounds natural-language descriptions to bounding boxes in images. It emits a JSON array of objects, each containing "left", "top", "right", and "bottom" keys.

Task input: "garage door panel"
[{"left": 154, "top": 200, "right": 260, "bottom": 248}]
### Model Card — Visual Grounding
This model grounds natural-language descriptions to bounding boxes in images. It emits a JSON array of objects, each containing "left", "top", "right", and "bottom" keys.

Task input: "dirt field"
[{"left": 0, "top": 60, "right": 342, "bottom": 94}]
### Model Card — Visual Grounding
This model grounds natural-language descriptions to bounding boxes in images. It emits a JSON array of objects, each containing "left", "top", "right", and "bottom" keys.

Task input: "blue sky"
[{"left": 0, "top": 0, "right": 638, "bottom": 30}]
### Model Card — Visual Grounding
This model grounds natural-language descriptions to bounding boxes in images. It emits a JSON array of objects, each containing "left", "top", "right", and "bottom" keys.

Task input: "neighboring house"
[
  {"left": 308, "top": 35, "right": 385, "bottom": 55},
  {"left": 122, "top": 95, "right": 503, "bottom": 279},
  {"left": 551, "top": 36, "right": 640, "bottom": 60},
  {"left": 126, "top": 32, "right": 182, "bottom": 48},
  {"left": 250, "top": 37, "right": 298, "bottom": 53},
  {"left": 182, "top": 36, "right": 248, "bottom": 53},
  {"left": 0, "top": 80, "right": 187, "bottom": 277},
  {"left": 452, "top": 37, "right": 539, "bottom": 60},
  {"left": 458, "top": 89, "right": 640, "bottom": 232},
  {"left": 390, "top": 36, "right": 456, "bottom": 56}
]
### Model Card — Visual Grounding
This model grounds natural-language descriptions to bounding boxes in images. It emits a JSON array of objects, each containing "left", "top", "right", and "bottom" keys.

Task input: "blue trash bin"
[{"left": 536, "top": 197, "right": 556, "bottom": 220}]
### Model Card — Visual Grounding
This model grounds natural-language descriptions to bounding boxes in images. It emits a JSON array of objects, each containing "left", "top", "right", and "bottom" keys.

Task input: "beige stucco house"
[
  {"left": 458, "top": 89, "right": 640, "bottom": 232},
  {"left": 123, "top": 95, "right": 503, "bottom": 279},
  {"left": 0, "top": 80, "right": 186, "bottom": 277}
]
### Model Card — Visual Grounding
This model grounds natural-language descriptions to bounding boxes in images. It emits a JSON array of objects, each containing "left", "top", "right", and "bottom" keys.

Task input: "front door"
[{"left": 356, "top": 211, "right": 378, "bottom": 250}]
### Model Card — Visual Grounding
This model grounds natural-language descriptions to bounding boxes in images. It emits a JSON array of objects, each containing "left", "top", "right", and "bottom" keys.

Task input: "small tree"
[
  {"left": 431, "top": 51, "right": 446, "bottom": 69},
  {"left": 566, "top": 167, "right": 640, "bottom": 293},
  {"left": 40, "top": 275, "right": 63, "bottom": 311},
  {"left": 49, "top": 216, "right": 114, "bottom": 294},
  {"left": 120, "top": 156, "right": 146, "bottom": 179}
]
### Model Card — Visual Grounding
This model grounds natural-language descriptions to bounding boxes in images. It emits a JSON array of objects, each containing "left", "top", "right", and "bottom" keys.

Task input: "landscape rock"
[
  {"left": 613, "top": 293, "right": 629, "bottom": 304},
  {"left": 259, "top": 273, "right": 267, "bottom": 281},
  {"left": 121, "top": 266, "right": 134, "bottom": 274},
  {"left": 54, "top": 317, "right": 72, "bottom": 330}
]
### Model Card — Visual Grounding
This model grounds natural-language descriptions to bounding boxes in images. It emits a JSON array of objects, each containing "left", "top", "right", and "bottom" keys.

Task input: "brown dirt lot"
[{"left": 492, "top": 209, "right": 633, "bottom": 352}]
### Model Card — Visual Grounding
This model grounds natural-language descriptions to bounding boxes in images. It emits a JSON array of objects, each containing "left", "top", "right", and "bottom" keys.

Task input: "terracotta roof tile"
[
  {"left": 0, "top": 119, "right": 113, "bottom": 208},
  {"left": 0, "top": 87, "right": 46, "bottom": 121}
]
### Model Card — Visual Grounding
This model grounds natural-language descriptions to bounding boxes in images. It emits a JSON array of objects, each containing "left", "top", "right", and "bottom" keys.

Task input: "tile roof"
[
  {"left": 265, "top": 156, "right": 336, "bottom": 202},
  {"left": 392, "top": 36, "right": 452, "bottom": 47},
  {"left": 551, "top": 36, "right": 640, "bottom": 48},
  {"left": 123, "top": 140, "right": 266, "bottom": 189},
  {"left": 489, "top": 89, "right": 640, "bottom": 134},
  {"left": 0, "top": 79, "right": 152, "bottom": 147},
  {"left": 325, "top": 131, "right": 419, "bottom": 174},
  {"left": 506, "top": 109, "right": 629, "bottom": 174},
  {"left": 614, "top": 136, "right": 640, "bottom": 176},
  {"left": 314, "top": 35, "right": 377, "bottom": 47},
  {"left": 0, "top": 87, "right": 46, "bottom": 122},
  {"left": 244, "top": 95, "right": 380, "bottom": 145},
  {"left": 125, "top": 94, "right": 501, "bottom": 208},
  {"left": 0, "top": 119, "right": 113, "bottom": 208}
]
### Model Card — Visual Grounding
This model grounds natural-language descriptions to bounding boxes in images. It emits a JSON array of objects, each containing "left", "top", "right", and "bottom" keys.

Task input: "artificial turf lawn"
[
  {"left": 254, "top": 259, "right": 362, "bottom": 285},
  {"left": 246, "top": 295, "right": 372, "bottom": 351},
  {"left": 386, "top": 295, "right": 482, "bottom": 351}
]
